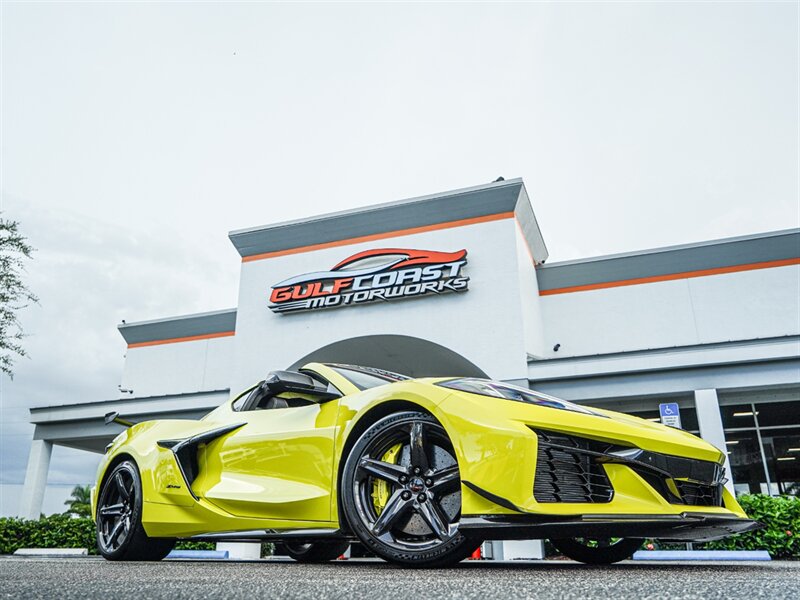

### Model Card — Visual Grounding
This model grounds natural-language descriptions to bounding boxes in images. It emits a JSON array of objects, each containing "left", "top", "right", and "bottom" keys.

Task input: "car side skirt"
[{"left": 187, "top": 528, "right": 354, "bottom": 542}]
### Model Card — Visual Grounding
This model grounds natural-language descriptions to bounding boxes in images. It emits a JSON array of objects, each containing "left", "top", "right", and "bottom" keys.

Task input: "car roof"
[{"left": 321, "top": 363, "right": 411, "bottom": 381}]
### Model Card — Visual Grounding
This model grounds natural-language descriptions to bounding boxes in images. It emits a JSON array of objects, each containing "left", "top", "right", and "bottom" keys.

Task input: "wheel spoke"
[
  {"left": 372, "top": 490, "right": 411, "bottom": 535},
  {"left": 114, "top": 473, "right": 129, "bottom": 501},
  {"left": 409, "top": 422, "right": 430, "bottom": 471},
  {"left": 107, "top": 517, "right": 126, "bottom": 546},
  {"left": 416, "top": 499, "right": 451, "bottom": 541},
  {"left": 429, "top": 465, "right": 459, "bottom": 495},
  {"left": 358, "top": 457, "right": 408, "bottom": 484},
  {"left": 99, "top": 503, "right": 125, "bottom": 517}
]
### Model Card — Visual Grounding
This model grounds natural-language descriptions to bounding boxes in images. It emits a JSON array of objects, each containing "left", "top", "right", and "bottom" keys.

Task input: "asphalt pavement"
[{"left": 1, "top": 556, "right": 798, "bottom": 599}]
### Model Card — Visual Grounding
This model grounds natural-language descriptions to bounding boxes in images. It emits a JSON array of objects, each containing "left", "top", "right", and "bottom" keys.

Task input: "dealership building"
[{"left": 21, "top": 179, "right": 800, "bottom": 535}]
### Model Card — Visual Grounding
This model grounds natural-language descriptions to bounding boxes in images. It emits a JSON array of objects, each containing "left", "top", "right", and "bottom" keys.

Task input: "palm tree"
[{"left": 63, "top": 484, "right": 92, "bottom": 518}]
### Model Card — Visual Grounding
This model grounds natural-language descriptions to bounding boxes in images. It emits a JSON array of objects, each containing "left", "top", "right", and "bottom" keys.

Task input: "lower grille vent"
[
  {"left": 674, "top": 480, "right": 723, "bottom": 507},
  {"left": 533, "top": 431, "right": 614, "bottom": 503}
]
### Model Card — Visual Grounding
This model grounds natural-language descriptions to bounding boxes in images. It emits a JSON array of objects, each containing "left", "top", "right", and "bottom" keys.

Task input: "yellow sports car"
[{"left": 93, "top": 363, "right": 758, "bottom": 566}]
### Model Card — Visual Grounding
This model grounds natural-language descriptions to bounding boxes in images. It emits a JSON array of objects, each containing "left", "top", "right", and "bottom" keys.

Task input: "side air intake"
[{"left": 157, "top": 423, "right": 245, "bottom": 498}]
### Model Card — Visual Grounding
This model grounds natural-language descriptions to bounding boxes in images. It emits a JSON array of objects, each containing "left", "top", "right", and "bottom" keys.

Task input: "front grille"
[
  {"left": 533, "top": 431, "right": 614, "bottom": 503},
  {"left": 531, "top": 429, "right": 725, "bottom": 507},
  {"left": 674, "top": 480, "right": 723, "bottom": 507},
  {"left": 627, "top": 457, "right": 724, "bottom": 507}
]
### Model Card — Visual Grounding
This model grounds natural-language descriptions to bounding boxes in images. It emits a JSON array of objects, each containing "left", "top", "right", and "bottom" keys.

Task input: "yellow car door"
[{"left": 193, "top": 374, "right": 341, "bottom": 523}]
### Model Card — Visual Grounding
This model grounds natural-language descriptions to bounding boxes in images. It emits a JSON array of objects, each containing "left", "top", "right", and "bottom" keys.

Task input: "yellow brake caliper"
[{"left": 372, "top": 443, "right": 403, "bottom": 515}]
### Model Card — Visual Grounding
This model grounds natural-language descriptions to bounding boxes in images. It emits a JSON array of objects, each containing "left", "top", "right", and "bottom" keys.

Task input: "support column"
[
  {"left": 694, "top": 389, "right": 734, "bottom": 496},
  {"left": 19, "top": 438, "right": 53, "bottom": 520},
  {"left": 215, "top": 542, "right": 261, "bottom": 560},
  {"left": 501, "top": 539, "right": 545, "bottom": 560}
]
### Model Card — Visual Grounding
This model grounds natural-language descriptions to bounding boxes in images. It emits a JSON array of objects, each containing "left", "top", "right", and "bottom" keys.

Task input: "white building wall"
[
  {"left": 120, "top": 336, "right": 235, "bottom": 398},
  {"left": 539, "top": 264, "right": 800, "bottom": 358},
  {"left": 231, "top": 218, "right": 531, "bottom": 394},
  {"left": 514, "top": 223, "right": 547, "bottom": 359},
  {"left": 687, "top": 265, "right": 800, "bottom": 342}
]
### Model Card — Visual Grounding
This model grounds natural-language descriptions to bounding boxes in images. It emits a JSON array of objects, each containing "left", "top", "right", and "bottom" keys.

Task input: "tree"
[
  {"left": 0, "top": 215, "right": 38, "bottom": 378},
  {"left": 63, "top": 484, "right": 92, "bottom": 518}
]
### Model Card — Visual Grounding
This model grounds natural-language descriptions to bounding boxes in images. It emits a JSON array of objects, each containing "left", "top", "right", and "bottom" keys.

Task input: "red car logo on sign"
[{"left": 269, "top": 248, "right": 469, "bottom": 314}]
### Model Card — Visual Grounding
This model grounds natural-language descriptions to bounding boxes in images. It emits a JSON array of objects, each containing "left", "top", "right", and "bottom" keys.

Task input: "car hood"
[{"left": 430, "top": 380, "right": 724, "bottom": 464}]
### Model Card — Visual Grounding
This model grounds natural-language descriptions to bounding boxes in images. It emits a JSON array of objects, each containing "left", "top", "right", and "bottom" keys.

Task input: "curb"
[
  {"left": 633, "top": 550, "right": 771, "bottom": 561},
  {"left": 166, "top": 550, "right": 230, "bottom": 560}
]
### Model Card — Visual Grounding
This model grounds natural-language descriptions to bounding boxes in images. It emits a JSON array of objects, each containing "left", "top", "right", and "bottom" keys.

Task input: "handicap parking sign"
[{"left": 659, "top": 402, "right": 682, "bottom": 429}]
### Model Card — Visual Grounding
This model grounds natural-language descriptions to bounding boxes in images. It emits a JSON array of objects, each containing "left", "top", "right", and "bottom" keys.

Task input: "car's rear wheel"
[
  {"left": 550, "top": 537, "right": 643, "bottom": 564},
  {"left": 283, "top": 540, "right": 350, "bottom": 563},
  {"left": 96, "top": 460, "right": 175, "bottom": 561},
  {"left": 341, "top": 411, "right": 481, "bottom": 567}
]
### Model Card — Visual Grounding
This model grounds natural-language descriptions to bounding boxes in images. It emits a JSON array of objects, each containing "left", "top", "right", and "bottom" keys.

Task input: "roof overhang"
[
  {"left": 228, "top": 178, "right": 549, "bottom": 264},
  {"left": 117, "top": 309, "right": 237, "bottom": 347}
]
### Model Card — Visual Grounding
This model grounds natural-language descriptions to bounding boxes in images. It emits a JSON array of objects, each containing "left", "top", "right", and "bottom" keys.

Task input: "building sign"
[
  {"left": 659, "top": 402, "right": 682, "bottom": 429},
  {"left": 269, "top": 248, "right": 469, "bottom": 314}
]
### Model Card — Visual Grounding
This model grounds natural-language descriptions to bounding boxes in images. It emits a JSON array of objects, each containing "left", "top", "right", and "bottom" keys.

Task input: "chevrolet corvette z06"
[{"left": 93, "top": 363, "right": 758, "bottom": 566}]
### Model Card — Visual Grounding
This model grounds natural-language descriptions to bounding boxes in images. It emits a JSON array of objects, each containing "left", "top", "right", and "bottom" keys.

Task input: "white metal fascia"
[
  {"left": 29, "top": 391, "right": 229, "bottom": 425},
  {"left": 528, "top": 338, "right": 800, "bottom": 382}
]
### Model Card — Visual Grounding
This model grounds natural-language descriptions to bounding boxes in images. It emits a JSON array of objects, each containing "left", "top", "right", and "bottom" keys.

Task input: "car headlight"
[{"left": 436, "top": 378, "right": 603, "bottom": 417}]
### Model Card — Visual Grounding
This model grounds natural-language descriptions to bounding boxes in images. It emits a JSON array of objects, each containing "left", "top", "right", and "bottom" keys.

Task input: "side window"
[
  {"left": 232, "top": 372, "right": 342, "bottom": 412},
  {"left": 232, "top": 386, "right": 260, "bottom": 412},
  {"left": 303, "top": 371, "right": 343, "bottom": 398}
]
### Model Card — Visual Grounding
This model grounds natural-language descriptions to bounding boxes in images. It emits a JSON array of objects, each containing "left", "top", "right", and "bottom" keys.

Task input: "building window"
[
  {"left": 721, "top": 401, "right": 799, "bottom": 496},
  {"left": 582, "top": 398, "right": 799, "bottom": 496}
]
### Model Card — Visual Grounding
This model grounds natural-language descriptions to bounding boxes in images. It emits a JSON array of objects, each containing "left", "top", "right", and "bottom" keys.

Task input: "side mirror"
[
  {"left": 104, "top": 411, "right": 134, "bottom": 427},
  {"left": 264, "top": 370, "right": 340, "bottom": 401}
]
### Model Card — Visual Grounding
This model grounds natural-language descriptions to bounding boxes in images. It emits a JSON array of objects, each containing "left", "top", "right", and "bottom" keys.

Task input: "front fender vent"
[
  {"left": 157, "top": 423, "right": 245, "bottom": 499},
  {"left": 533, "top": 430, "right": 615, "bottom": 503}
]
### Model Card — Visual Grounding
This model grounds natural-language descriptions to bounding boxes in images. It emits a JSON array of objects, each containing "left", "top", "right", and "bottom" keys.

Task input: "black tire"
[
  {"left": 96, "top": 460, "right": 176, "bottom": 561},
  {"left": 550, "top": 537, "right": 643, "bottom": 565},
  {"left": 340, "top": 411, "right": 480, "bottom": 568},
  {"left": 283, "top": 540, "right": 350, "bottom": 563}
]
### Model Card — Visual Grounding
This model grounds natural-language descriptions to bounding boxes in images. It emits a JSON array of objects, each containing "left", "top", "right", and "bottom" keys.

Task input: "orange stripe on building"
[
  {"left": 127, "top": 330, "right": 235, "bottom": 349},
  {"left": 241, "top": 212, "right": 516, "bottom": 263},
  {"left": 539, "top": 257, "right": 800, "bottom": 296}
]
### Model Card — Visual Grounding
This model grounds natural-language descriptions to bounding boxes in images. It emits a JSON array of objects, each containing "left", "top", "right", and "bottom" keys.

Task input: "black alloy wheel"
[
  {"left": 283, "top": 540, "right": 351, "bottom": 563},
  {"left": 341, "top": 411, "right": 481, "bottom": 567},
  {"left": 96, "top": 461, "right": 175, "bottom": 561},
  {"left": 550, "top": 537, "right": 643, "bottom": 564}
]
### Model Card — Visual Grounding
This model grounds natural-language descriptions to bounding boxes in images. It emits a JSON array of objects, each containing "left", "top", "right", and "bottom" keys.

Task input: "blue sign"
[{"left": 659, "top": 402, "right": 682, "bottom": 428}]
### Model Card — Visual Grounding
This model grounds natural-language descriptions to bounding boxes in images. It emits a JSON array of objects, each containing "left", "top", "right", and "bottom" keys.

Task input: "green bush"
[
  {"left": 644, "top": 494, "right": 800, "bottom": 559},
  {"left": 0, "top": 515, "right": 97, "bottom": 554},
  {"left": 173, "top": 540, "right": 216, "bottom": 551},
  {"left": 0, "top": 516, "right": 273, "bottom": 557},
  {"left": 700, "top": 494, "right": 799, "bottom": 559}
]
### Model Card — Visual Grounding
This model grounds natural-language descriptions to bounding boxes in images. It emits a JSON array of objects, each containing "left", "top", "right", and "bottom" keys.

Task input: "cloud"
[{"left": 0, "top": 195, "right": 239, "bottom": 486}]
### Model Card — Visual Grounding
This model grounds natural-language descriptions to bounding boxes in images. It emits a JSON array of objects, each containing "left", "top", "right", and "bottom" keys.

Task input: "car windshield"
[{"left": 326, "top": 364, "right": 409, "bottom": 391}]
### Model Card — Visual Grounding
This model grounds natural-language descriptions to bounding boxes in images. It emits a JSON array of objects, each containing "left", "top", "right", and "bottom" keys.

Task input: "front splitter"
[{"left": 459, "top": 512, "right": 760, "bottom": 541}]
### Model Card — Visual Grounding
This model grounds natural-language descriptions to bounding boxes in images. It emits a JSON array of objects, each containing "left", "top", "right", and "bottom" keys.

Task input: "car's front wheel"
[
  {"left": 341, "top": 411, "right": 481, "bottom": 567},
  {"left": 550, "top": 537, "right": 643, "bottom": 564},
  {"left": 96, "top": 460, "right": 175, "bottom": 561}
]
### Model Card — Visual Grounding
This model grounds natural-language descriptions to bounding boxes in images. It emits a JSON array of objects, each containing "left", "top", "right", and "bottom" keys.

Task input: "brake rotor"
[{"left": 371, "top": 443, "right": 460, "bottom": 537}]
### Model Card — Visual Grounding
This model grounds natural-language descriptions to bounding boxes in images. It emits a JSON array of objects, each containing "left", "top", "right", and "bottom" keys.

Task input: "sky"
[{"left": 0, "top": 1, "right": 798, "bottom": 514}]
